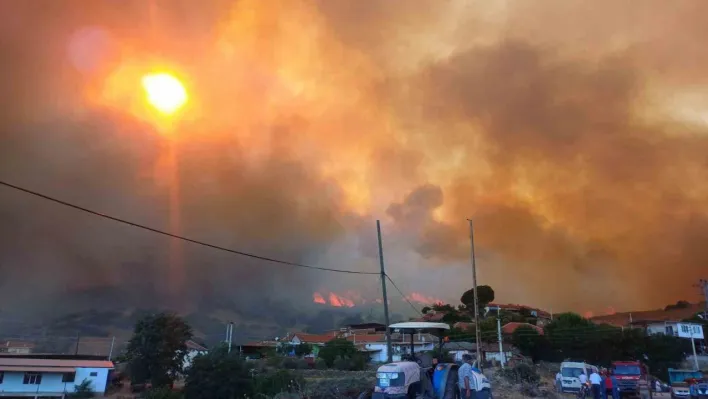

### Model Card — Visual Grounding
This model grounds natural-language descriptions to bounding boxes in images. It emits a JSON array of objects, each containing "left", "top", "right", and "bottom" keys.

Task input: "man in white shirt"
[
  {"left": 590, "top": 371, "right": 602, "bottom": 399},
  {"left": 579, "top": 372, "right": 588, "bottom": 385},
  {"left": 556, "top": 371, "right": 563, "bottom": 392}
]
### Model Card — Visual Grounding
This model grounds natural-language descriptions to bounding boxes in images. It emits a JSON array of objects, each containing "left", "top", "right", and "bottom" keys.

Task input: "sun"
[{"left": 141, "top": 72, "right": 188, "bottom": 115}]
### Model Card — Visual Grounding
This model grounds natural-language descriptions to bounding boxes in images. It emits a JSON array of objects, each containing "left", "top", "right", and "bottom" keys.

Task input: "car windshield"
[
  {"left": 614, "top": 365, "right": 641, "bottom": 375},
  {"left": 562, "top": 367, "right": 585, "bottom": 378}
]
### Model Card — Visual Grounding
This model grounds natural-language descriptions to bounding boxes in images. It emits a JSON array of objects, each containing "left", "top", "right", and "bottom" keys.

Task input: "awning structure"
[{"left": 0, "top": 366, "right": 76, "bottom": 373}]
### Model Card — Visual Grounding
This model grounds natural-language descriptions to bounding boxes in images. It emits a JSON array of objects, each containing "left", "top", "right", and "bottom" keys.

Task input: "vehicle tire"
[
  {"left": 443, "top": 370, "right": 458, "bottom": 399},
  {"left": 408, "top": 384, "right": 417, "bottom": 399}
]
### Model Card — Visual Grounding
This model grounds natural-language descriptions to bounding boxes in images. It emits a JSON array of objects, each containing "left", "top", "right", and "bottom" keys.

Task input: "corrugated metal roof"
[
  {"left": 0, "top": 366, "right": 76, "bottom": 372},
  {"left": 0, "top": 358, "right": 113, "bottom": 368}
]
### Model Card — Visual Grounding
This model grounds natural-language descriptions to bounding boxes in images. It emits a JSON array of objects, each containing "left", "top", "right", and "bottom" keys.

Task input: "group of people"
[
  {"left": 556, "top": 368, "right": 651, "bottom": 399},
  {"left": 457, "top": 354, "right": 492, "bottom": 399}
]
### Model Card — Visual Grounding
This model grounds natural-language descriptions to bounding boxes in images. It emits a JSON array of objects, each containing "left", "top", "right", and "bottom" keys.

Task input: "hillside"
[{"left": 591, "top": 301, "right": 706, "bottom": 326}]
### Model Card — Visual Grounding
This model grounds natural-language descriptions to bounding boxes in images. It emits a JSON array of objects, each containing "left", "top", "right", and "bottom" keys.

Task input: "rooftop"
[
  {"left": 0, "top": 356, "right": 114, "bottom": 372},
  {"left": 502, "top": 322, "right": 544, "bottom": 335},
  {"left": 591, "top": 303, "right": 704, "bottom": 327}
]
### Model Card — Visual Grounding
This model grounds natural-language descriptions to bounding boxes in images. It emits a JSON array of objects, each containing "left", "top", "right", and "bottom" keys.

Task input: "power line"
[
  {"left": 385, "top": 274, "right": 423, "bottom": 316},
  {"left": 0, "top": 180, "right": 378, "bottom": 275}
]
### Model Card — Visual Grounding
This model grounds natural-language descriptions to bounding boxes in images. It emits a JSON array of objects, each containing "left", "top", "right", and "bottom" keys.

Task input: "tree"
[
  {"left": 511, "top": 326, "right": 548, "bottom": 363},
  {"left": 460, "top": 285, "right": 495, "bottom": 310},
  {"left": 421, "top": 306, "right": 432, "bottom": 314},
  {"left": 318, "top": 338, "right": 359, "bottom": 367},
  {"left": 294, "top": 343, "right": 313, "bottom": 357},
  {"left": 69, "top": 379, "right": 95, "bottom": 398},
  {"left": 183, "top": 345, "right": 251, "bottom": 399},
  {"left": 125, "top": 312, "right": 193, "bottom": 387}
]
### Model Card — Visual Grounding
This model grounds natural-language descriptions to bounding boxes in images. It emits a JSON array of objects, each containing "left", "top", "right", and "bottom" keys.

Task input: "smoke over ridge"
[{"left": 1, "top": 0, "right": 707, "bottom": 316}]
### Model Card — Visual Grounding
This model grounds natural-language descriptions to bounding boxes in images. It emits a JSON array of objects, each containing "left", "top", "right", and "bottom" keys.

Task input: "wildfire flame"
[
  {"left": 313, "top": 292, "right": 326, "bottom": 304},
  {"left": 312, "top": 291, "right": 355, "bottom": 308},
  {"left": 313, "top": 290, "right": 441, "bottom": 308},
  {"left": 405, "top": 292, "right": 443, "bottom": 305}
]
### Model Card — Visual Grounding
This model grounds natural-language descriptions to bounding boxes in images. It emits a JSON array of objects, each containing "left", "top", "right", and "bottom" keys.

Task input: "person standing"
[
  {"left": 610, "top": 372, "right": 620, "bottom": 399},
  {"left": 556, "top": 370, "right": 563, "bottom": 393},
  {"left": 604, "top": 371, "right": 614, "bottom": 399},
  {"left": 638, "top": 373, "right": 650, "bottom": 399},
  {"left": 579, "top": 371, "right": 588, "bottom": 386},
  {"left": 458, "top": 354, "right": 477, "bottom": 399},
  {"left": 590, "top": 370, "right": 602, "bottom": 399}
]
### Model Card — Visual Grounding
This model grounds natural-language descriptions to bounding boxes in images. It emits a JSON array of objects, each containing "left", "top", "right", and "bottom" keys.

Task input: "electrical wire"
[
  {"left": 385, "top": 274, "right": 424, "bottom": 316},
  {"left": 0, "top": 180, "right": 378, "bottom": 275}
]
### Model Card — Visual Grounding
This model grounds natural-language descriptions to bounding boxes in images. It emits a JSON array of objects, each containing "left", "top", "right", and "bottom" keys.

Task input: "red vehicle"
[{"left": 611, "top": 361, "right": 647, "bottom": 397}]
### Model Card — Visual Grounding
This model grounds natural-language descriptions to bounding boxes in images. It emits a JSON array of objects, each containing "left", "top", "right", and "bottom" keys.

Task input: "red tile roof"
[
  {"left": 453, "top": 322, "right": 476, "bottom": 330},
  {"left": 590, "top": 303, "right": 704, "bottom": 327},
  {"left": 290, "top": 332, "right": 339, "bottom": 344},
  {"left": 1, "top": 341, "right": 35, "bottom": 349},
  {"left": 345, "top": 334, "right": 386, "bottom": 343},
  {"left": 186, "top": 340, "right": 207, "bottom": 351},
  {"left": 501, "top": 322, "right": 544, "bottom": 335},
  {"left": 0, "top": 357, "right": 114, "bottom": 368}
]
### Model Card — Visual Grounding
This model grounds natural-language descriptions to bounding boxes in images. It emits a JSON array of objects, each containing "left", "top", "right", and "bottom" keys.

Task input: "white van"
[{"left": 560, "top": 361, "right": 599, "bottom": 393}]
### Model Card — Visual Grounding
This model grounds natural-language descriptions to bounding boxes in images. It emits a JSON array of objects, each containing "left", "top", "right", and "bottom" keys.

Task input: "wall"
[
  {"left": 0, "top": 368, "right": 110, "bottom": 395},
  {"left": 183, "top": 350, "right": 207, "bottom": 371},
  {"left": 647, "top": 323, "right": 704, "bottom": 339},
  {"left": 485, "top": 351, "right": 513, "bottom": 363}
]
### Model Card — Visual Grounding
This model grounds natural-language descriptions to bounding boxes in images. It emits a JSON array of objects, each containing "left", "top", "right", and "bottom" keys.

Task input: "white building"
[
  {"left": 347, "top": 333, "right": 437, "bottom": 363},
  {"left": 0, "top": 356, "right": 113, "bottom": 397},
  {"left": 645, "top": 321, "right": 704, "bottom": 339},
  {"left": 182, "top": 340, "right": 208, "bottom": 371}
]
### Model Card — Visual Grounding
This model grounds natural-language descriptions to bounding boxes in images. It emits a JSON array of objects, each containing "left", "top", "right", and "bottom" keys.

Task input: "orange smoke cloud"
[{"left": 3, "top": 0, "right": 708, "bottom": 318}]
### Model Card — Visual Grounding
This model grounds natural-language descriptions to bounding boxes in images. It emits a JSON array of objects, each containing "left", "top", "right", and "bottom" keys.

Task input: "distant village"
[{"left": 0, "top": 301, "right": 704, "bottom": 397}]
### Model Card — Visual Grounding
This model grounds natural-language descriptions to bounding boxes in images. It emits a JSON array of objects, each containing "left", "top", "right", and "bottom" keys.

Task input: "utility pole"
[
  {"left": 468, "top": 219, "right": 482, "bottom": 370},
  {"left": 691, "top": 329, "right": 699, "bottom": 370},
  {"left": 108, "top": 336, "right": 115, "bottom": 361},
  {"left": 377, "top": 220, "right": 393, "bottom": 363},
  {"left": 700, "top": 279, "right": 708, "bottom": 320},
  {"left": 227, "top": 322, "right": 234, "bottom": 353},
  {"left": 74, "top": 332, "right": 80, "bottom": 356},
  {"left": 497, "top": 317, "right": 505, "bottom": 369}
]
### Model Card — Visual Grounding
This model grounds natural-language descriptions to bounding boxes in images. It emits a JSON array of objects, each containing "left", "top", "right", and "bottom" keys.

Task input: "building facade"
[
  {"left": 645, "top": 321, "right": 704, "bottom": 339},
  {"left": 0, "top": 357, "right": 113, "bottom": 398}
]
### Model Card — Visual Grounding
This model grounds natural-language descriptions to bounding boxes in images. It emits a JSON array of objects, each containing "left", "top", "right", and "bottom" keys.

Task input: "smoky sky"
[{"left": 1, "top": 0, "right": 707, "bottom": 316}]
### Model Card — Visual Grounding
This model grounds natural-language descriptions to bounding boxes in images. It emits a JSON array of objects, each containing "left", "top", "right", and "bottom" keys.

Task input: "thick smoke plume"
[{"left": 1, "top": 0, "right": 707, "bottom": 317}]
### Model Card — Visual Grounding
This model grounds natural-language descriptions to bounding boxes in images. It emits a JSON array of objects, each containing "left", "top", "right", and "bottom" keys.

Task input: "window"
[
  {"left": 89, "top": 372, "right": 98, "bottom": 377},
  {"left": 0, "top": 371, "right": 4, "bottom": 384},
  {"left": 666, "top": 326, "right": 674, "bottom": 335},
  {"left": 62, "top": 372, "right": 76, "bottom": 383},
  {"left": 23, "top": 373, "right": 42, "bottom": 385},
  {"left": 681, "top": 325, "right": 690, "bottom": 334},
  {"left": 693, "top": 325, "right": 700, "bottom": 333}
]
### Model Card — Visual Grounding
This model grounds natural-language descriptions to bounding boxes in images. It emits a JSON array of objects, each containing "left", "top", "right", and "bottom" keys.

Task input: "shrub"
[
  {"left": 497, "top": 363, "right": 540, "bottom": 384},
  {"left": 252, "top": 369, "right": 305, "bottom": 397},
  {"left": 142, "top": 387, "right": 183, "bottom": 399},
  {"left": 314, "top": 358, "right": 328, "bottom": 370},
  {"left": 280, "top": 357, "right": 308, "bottom": 370}
]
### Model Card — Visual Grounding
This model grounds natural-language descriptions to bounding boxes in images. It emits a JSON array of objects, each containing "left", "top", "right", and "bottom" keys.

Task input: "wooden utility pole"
[
  {"left": 377, "top": 220, "right": 393, "bottom": 363},
  {"left": 468, "top": 219, "right": 482, "bottom": 369}
]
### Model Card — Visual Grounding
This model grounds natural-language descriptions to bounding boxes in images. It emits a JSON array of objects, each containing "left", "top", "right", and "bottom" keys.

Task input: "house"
[
  {"left": 479, "top": 343, "right": 515, "bottom": 363},
  {"left": 339, "top": 323, "right": 387, "bottom": 336},
  {"left": 345, "top": 333, "right": 437, "bottom": 363},
  {"left": 444, "top": 341, "right": 476, "bottom": 362},
  {"left": 284, "top": 332, "right": 339, "bottom": 346},
  {"left": 0, "top": 341, "right": 35, "bottom": 355},
  {"left": 591, "top": 302, "right": 704, "bottom": 328},
  {"left": 485, "top": 303, "right": 552, "bottom": 321},
  {"left": 182, "top": 340, "right": 208, "bottom": 370},
  {"left": 0, "top": 355, "right": 113, "bottom": 397},
  {"left": 643, "top": 321, "right": 704, "bottom": 340},
  {"left": 501, "top": 322, "right": 544, "bottom": 336}
]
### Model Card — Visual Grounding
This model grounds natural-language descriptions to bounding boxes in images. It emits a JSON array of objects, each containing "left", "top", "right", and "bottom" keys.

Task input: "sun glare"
[{"left": 141, "top": 72, "right": 188, "bottom": 115}]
